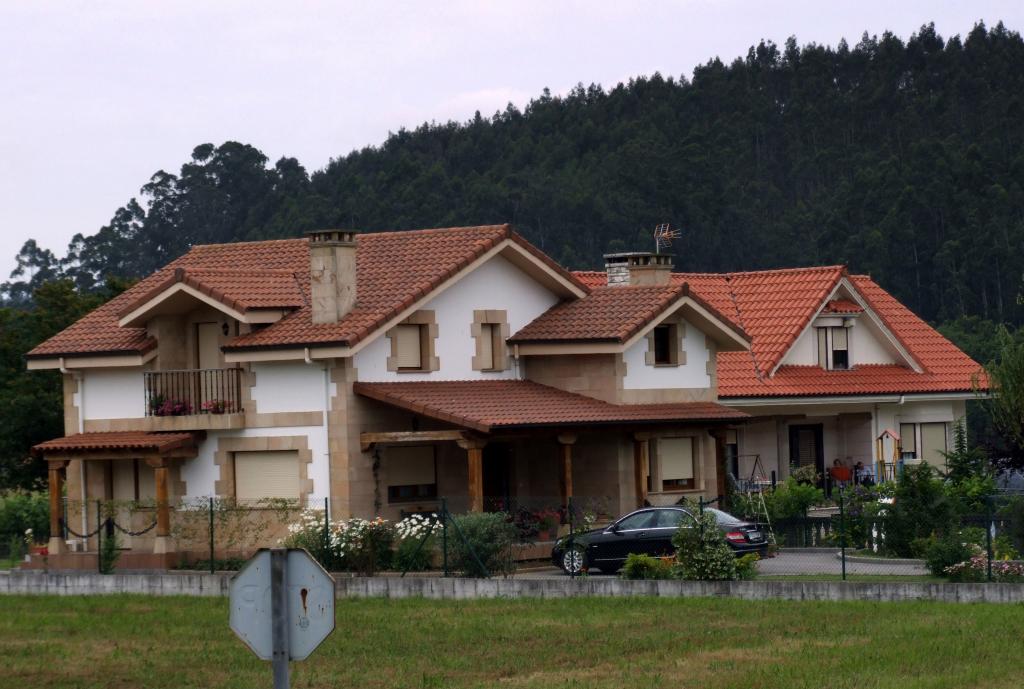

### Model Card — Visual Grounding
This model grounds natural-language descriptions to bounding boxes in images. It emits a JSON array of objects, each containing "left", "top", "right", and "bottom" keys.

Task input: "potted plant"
[
  {"left": 155, "top": 398, "right": 193, "bottom": 416},
  {"left": 201, "top": 399, "right": 232, "bottom": 414},
  {"left": 534, "top": 508, "right": 561, "bottom": 541}
]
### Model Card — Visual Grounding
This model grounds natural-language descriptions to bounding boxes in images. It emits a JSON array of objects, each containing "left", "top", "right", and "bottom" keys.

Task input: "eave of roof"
[{"left": 353, "top": 379, "right": 748, "bottom": 434}]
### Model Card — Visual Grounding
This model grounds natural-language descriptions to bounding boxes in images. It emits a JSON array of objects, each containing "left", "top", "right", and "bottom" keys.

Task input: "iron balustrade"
[{"left": 144, "top": 368, "right": 243, "bottom": 417}]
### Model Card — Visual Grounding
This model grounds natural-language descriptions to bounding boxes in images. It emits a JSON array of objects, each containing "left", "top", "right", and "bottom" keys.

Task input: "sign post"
[{"left": 230, "top": 548, "right": 336, "bottom": 688}]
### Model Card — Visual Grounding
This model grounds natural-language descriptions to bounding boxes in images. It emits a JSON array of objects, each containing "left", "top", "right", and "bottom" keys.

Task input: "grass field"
[{"left": 1, "top": 595, "right": 1022, "bottom": 689}]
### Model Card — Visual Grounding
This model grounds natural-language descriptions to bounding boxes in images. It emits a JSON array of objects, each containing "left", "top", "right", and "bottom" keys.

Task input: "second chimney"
[
  {"left": 603, "top": 252, "right": 673, "bottom": 287},
  {"left": 308, "top": 229, "right": 357, "bottom": 324}
]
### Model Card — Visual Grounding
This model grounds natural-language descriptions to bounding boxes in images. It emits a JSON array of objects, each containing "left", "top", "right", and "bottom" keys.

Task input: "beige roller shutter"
[
  {"left": 394, "top": 325, "right": 423, "bottom": 369},
  {"left": 387, "top": 446, "right": 436, "bottom": 486},
  {"left": 235, "top": 451, "right": 300, "bottom": 501},
  {"left": 920, "top": 423, "right": 948, "bottom": 466},
  {"left": 659, "top": 437, "right": 695, "bottom": 489}
]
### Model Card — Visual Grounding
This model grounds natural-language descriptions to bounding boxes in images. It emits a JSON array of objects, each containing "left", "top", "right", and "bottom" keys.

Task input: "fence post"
[
  {"left": 568, "top": 495, "right": 575, "bottom": 581},
  {"left": 323, "top": 496, "right": 330, "bottom": 568},
  {"left": 838, "top": 486, "right": 847, "bottom": 582},
  {"left": 986, "top": 495, "right": 994, "bottom": 583},
  {"left": 96, "top": 499, "right": 102, "bottom": 574},
  {"left": 441, "top": 497, "right": 449, "bottom": 577},
  {"left": 209, "top": 497, "right": 215, "bottom": 574}
]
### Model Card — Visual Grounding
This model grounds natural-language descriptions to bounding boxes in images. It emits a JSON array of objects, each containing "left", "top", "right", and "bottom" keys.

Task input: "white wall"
[
  {"left": 250, "top": 362, "right": 334, "bottom": 413},
  {"left": 622, "top": 317, "right": 712, "bottom": 390},
  {"left": 81, "top": 368, "right": 145, "bottom": 420},
  {"left": 353, "top": 254, "right": 560, "bottom": 382},
  {"left": 180, "top": 425, "right": 330, "bottom": 507}
]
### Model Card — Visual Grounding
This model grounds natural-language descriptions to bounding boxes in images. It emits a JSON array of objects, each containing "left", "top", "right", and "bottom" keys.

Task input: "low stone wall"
[{"left": 4, "top": 570, "right": 1024, "bottom": 603}]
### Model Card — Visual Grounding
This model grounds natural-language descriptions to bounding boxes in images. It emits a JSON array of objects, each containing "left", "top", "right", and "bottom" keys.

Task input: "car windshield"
[{"left": 705, "top": 508, "right": 744, "bottom": 525}]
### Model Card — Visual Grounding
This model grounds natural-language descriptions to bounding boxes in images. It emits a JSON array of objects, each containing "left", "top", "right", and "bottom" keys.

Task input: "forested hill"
[{"left": 6, "top": 21, "right": 1024, "bottom": 332}]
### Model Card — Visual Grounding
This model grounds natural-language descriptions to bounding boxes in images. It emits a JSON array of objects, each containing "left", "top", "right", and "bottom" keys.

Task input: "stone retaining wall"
[{"left": 4, "top": 570, "right": 1024, "bottom": 603}]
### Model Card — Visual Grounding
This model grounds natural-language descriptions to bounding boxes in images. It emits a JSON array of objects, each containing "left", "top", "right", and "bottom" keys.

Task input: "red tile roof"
[
  {"left": 27, "top": 238, "right": 311, "bottom": 358},
  {"left": 118, "top": 267, "right": 307, "bottom": 318},
  {"left": 509, "top": 283, "right": 749, "bottom": 344},
  {"left": 509, "top": 285, "right": 680, "bottom": 343},
  {"left": 353, "top": 380, "right": 748, "bottom": 433},
  {"left": 573, "top": 268, "right": 985, "bottom": 398},
  {"left": 32, "top": 432, "right": 199, "bottom": 456},
  {"left": 29, "top": 226, "right": 586, "bottom": 358}
]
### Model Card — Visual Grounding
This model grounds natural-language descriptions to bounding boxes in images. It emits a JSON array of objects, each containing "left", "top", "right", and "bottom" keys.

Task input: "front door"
[
  {"left": 482, "top": 443, "right": 513, "bottom": 512},
  {"left": 789, "top": 424, "right": 824, "bottom": 479}
]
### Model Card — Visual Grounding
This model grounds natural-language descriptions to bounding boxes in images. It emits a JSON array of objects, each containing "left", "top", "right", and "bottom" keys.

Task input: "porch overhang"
[
  {"left": 353, "top": 380, "right": 749, "bottom": 434},
  {"left": 32, "top": 431, "right": 203, "bottom": 463},
  {"left": 33, "top": 431, "right": 202, "bottom": 557}
]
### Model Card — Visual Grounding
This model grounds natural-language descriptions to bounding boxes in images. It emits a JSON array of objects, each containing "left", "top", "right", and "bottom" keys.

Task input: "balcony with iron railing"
[{"left": 143, "top": 368, "right": 245, "bottom": 429}]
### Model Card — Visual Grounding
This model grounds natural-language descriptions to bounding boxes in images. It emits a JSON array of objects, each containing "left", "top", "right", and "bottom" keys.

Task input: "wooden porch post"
[
  {"left": 146, "top": 456, "right": 173, "bottom": 554},
  {"left": 633, "top": 435, "right": 650, "bottom": 508},
  {"left": 457, "top": 438, "right": 487, "bottom": 512},
  {"left": 710, "top": 430, "right": 728, "bottom": 502},
  {"left": 557, "top": 433, "right": 577, "bottom": 507},
  {"left": 47, "top": 460, "right": 68, "bottom": 554}
]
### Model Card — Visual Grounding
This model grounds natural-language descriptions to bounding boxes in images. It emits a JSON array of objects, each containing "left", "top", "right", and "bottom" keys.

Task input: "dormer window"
[
  {"left": 651, "top": 323, "right": 682, "bottom": 366},
  {"left": 817, "top": 326, "right": 850, "bottom": 370}
]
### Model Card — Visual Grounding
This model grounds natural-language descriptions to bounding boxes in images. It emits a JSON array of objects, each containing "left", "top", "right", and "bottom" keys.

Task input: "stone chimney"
[
  {"left": 308, "top": 229, "right": 357, "bottom": 324},
  {"left": 603, "top": 252, "right": 673, "bottom": 287}
]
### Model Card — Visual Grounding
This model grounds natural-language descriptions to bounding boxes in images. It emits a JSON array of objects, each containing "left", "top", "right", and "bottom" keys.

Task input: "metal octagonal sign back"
[{"left": 229, "top": 549, "right": 336, "bottom": 661}]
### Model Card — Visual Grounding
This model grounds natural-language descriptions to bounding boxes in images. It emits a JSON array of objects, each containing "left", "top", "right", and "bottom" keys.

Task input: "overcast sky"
[{"left": 2, "top": 1, "right": 1022, "bottom": 280}]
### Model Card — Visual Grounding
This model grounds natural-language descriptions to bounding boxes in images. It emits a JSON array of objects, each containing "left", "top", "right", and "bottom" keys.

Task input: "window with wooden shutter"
[
  {"left": 478, "top": 323, "right": 496, "bottom": 370},
  {"left": 234, "top": 451, "right": 300, "bottom": 501},
  {"left": 394, "top": 324, "right": 423, "bottom": 370},
  {"left": 920, "top": 423, "right": 948, "bottom": 466},
  {"left": 658, "top": 437, "right": 695, "bottom": 490}
]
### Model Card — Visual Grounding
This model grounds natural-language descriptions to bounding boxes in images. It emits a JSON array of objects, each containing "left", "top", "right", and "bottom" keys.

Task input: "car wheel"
[{"left": 561, "top": 546, "right": 586, "bottom": 574}]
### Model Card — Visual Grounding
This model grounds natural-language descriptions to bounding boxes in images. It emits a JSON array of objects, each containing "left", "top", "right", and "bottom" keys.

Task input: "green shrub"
[
  {"left": 621, "top": 553, "right": 674, "bottom": 580},
  {"left": 884, "top": 464, "right": 958, "bottom": 557},
  {"left": 765, "top": 478, "right": 825, "bottom": 519},
  {"left": 99, "top": 529, "right": 120, "bottom": 574},
  {"left": 448, "top": 512, "right": 518, "bottom": 578},
  {"left": 735, "top": 553, "right": 760, "bottom": 580},
  {"left": 672, "top": 512, "right": 738, "bottom": 581},
  {"left": 0, "top": 492, "right": 49, "bottom": 545},
  {"left": 393, "top": 536, "right": 434, "bottom": 572},
  {"left": 998, "top": 496, "right": 1024, "bottom": 553},
  {"left": 924, "top": 533, "right": 976, "bottom": 577}
]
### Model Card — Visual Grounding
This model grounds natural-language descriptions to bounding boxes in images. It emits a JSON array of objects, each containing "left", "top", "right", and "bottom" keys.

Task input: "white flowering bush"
[
  {"left": 394, "top": 514, "right": 441, "bottom": 572},
  {"left": 333, "top": 517, "right": 394, "bottom": 575},
  {"left": 282, "top": 509, "right": 340, "bottom": 570}
]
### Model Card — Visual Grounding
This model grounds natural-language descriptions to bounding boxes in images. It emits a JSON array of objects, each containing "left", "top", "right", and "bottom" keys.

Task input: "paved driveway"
[
  {"left": 756, "top": 550, "right": 929, "bottom": 576},
  {"left": 516, "top": 550, "right": 929, "bottom": 578}
]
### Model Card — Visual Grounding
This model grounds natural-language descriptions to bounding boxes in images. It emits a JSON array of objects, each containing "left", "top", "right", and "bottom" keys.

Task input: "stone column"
[
  {"left": 146, "top": 456, "right": 174, "bottom": 554},
  {"left": 47, "top": 460, "right": 67, "bottom": 554},
  {"left": 456, "top": 438, "right": 488, "bottom": 512},
  {"left": 556, "top": 433, "right": 577, "bottom": 508}
]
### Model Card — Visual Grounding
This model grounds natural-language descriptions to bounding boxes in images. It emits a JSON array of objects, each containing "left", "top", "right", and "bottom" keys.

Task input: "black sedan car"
[{"left": 551, "top": 506, "right": 768, "bottom": 574}]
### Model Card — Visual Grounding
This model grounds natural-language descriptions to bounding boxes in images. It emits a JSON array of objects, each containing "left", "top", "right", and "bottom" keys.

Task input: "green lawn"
[{"left": 1, "top": 594, "right": 1022, "bottom": 688}]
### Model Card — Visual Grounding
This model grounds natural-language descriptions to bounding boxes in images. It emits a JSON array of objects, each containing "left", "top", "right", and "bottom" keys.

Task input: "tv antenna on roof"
[{"left": 653, "top": 223, "right": 681, "bottom": 254}]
